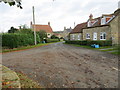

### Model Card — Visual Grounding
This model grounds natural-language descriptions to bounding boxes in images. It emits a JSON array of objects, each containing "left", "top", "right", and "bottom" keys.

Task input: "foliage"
[
  {"left": 51, "top": 35, "right": 59, "bottom": 39},
  {"left": 2, "top": 33, "right": 40, "bottom": 49},
  {"left": 8, "top": 27, "right": 18, "bottom": 33},
  {"left": 65, "top": 40, "right": 112, "bottom": 46},
  {"left": 0, "top": 0, "right": 22, "bottom": 9},
  {"left": 37, "top": 30, "right": 47, "bottom": 42},
  {"left": 46, "top": 39, "right": 60, "bottom": 43}
]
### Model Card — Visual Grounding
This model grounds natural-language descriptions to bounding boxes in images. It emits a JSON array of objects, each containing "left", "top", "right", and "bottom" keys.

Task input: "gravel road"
[{"left": 2, "top": 42, "right": 118, "bottom": 88}]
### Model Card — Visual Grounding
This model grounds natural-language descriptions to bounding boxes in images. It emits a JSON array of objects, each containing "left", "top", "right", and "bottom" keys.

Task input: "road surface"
[{"left": 2, "top": 42, "right": 118, "bottom": 88}]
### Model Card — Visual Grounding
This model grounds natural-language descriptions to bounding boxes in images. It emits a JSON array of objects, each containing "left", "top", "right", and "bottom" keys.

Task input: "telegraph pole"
[{"left": 32, "top": 6, "right": 37, "bottom": 45}]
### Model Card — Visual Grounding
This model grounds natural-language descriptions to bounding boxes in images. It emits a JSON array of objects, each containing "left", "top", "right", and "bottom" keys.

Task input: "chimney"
[
  {"left": 48, "top": 22, "right": 50, "bottom": 26},
  {"left": 89, "top": 14, "right": 93, "bottom": 20},
  {"left": 118, "top": 1, "right": 120, "bottom": 9},
  {"left": 64, "top": 27, "right": 66, "bottom": 30}
]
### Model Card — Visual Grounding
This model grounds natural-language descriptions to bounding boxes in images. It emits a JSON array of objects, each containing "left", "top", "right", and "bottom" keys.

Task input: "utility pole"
[{"left": 32, "top": 6, "right": 37, "bottom": 45}]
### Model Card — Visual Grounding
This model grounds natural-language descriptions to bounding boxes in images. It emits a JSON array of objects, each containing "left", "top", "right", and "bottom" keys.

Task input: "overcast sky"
[{"left": 0, "top": 0, "right": 119, "bottom": 32}]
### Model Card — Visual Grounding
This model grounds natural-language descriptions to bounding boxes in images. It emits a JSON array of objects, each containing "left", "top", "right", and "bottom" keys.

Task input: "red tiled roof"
[
  {"left": 70, "top": 22, "right": 87, "bottom": 34},
  {"left": 32, "top": 24, "right": 53, "bottom": 33}
]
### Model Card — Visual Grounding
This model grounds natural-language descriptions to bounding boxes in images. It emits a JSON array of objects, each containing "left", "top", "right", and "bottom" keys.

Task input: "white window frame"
[
  {"left": 93, "top": 32, "right": 97, "bottom": 40},
  {"left": 100, "top": 32, "right": 106, "bottom": 40},
  {"left": 72, "top": 34, "right": 75, "bottom": 40},
  {"left": 86, "top": 33, "right": 90, "bottom": 39},
  {"left": 78, "top": 35, "right": 81, "bottom": 40}
]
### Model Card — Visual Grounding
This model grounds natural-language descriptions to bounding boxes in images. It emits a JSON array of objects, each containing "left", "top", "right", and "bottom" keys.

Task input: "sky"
[{"left": 0, "top": 0, "right": 119, "bottom": 32}]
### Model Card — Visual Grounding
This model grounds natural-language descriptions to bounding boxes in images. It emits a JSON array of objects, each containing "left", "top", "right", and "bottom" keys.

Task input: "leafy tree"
[
  {"left": 8, "top": 27, "right": 18, "bottom": 33},
  {"left": 0, "top": 0, "right": 22, "bottom": 9},
  {"left": 16, "top": 28, "right": 33, "bottom": 34},
  {"left": 51, "top": 35, "right": 59, "bottom": 39},
  {"left": 37, "top": 30, "right": 47, "bottom": 42}
]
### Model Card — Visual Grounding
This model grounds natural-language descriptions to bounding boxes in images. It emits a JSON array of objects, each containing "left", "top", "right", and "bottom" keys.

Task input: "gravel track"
[{"left": 2, "top": 42, "right": 118, "bottom": 88}]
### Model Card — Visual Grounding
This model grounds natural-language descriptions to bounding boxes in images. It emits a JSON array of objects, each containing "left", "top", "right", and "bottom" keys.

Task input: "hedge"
[
  {"left": 2, "top": 33, "right": 40, "bottom": 49},
  {"left": 65, "top": 40, "right": 112, "bottom": 46},
  {"left": 46, "top": 39, "right": 60, "bottom": 43}
]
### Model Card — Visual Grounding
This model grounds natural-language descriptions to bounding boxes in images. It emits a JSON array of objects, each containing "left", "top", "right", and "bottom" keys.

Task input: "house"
[
  {"left": 53, "top": 31, "right": 64, "bottom": 38},
  {"left": 62, "top": 27, "right": 72, "bottom": 40},
  {"left": 69, "top": 22, "right": 87, "bottom": 40},
  {"left": 83, "top": 9, "right": 120, "bottom": 45},
  {"left": 69, "top": 8, "right": 120, "bottom": 45},
  {"left": 31, "top": 22, "right": 53, "bottom": 38}
]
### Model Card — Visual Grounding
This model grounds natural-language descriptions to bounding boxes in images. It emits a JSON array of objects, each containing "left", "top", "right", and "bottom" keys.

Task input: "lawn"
[{"left": 64, "top": 43, "right": 120, "bottom": 55}]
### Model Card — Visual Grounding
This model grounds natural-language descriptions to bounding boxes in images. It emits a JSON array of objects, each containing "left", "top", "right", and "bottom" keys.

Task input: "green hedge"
[
  {"left": 46, "top": 39, "right": 60, "bottom": 43},
  {"left": 65, "top": 40, "right": 112, "bottom": 46},
  {"left": 2, "top": 33, "right": 40, "bottom": 49}
]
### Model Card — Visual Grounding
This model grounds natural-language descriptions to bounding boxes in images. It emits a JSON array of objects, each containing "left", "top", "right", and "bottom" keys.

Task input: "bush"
[
  {"left": 46, "top": 39, "right": 60, "bottom": 43},
  {"left": 65, "top": 40, "right": 112, "bottom": 46},
  {"left": 2, "top": 33, "right": 40, "bottom": 49}
]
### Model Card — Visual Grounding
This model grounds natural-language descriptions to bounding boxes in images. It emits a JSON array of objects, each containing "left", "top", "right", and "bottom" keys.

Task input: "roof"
[
  {"left": 32, "top": 24, "right": 53, "bottom": 33},
  {"left": 70, "top": 22, "right": 87, "bottom": 34}
]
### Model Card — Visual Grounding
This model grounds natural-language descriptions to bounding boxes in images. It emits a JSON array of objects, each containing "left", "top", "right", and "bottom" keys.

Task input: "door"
[{"left": 93, "top": 32, "right": 97, "bottom": 40}]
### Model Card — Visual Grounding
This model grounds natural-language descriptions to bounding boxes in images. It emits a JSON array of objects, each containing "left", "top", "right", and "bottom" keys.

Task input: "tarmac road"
[{"left": 2, "top": 42, "right": 118, "bottom": 88}]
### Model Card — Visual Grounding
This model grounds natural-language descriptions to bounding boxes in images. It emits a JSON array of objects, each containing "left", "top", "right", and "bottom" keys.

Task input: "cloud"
[{"left": 0, "top": 0, "right": 119, "bottom": 32}]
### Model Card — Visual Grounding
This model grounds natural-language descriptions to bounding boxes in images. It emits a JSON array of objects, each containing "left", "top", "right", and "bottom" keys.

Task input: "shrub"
[
  {"left": 65, "top": 40, "right": 112, "bottom": 46},
  {"left": 46, "top": 39, "right": 60, "bottom": 43},
  {"left": 2, "top": 33, "right": 40, "bottom": 49}
]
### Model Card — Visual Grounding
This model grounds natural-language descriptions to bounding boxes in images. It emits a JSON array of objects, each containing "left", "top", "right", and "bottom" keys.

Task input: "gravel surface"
[{"left": 2, "top": 42, "right": 118, "bottom": 88}]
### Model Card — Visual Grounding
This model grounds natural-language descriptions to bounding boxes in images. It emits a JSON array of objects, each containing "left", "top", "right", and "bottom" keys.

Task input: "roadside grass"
[
  {"left": 64, "top": 43, "right": 120, "bottom": 55},
  {"left": 2, "top": 65, "right": 42, "bottom": 88},
  {"left": 16, "top": 72, "right": 42, "bottom": 88},
  {"left": 2, "top": 42, "right": 59, "bottom": 53}
]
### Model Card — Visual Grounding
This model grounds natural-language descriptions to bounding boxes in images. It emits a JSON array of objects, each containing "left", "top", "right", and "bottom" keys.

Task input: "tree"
[
  {"left": 0, "top": 0, "right": 22, "bottom": 9},
  {"left": 51, "top": 35, "right": 59, "bottom": 39},
  {"left": 8, "top": 27, "right": 18, "bottom": 33},
  {"left": 37, "top": 30, "right": 47, "bottom": 42}
]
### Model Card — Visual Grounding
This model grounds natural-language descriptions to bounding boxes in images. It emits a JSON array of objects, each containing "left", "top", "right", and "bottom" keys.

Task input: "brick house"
[
  {"left": 31, "top": 22, "right": 53, "bottom": 38},
  {"left": 69, "top": 9, "right": 120, "bottom": 45}
]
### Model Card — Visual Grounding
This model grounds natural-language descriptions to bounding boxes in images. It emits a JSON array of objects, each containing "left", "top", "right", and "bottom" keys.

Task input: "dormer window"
[{"left": 101, "top": 15, "right": 114, "bottom": 25}]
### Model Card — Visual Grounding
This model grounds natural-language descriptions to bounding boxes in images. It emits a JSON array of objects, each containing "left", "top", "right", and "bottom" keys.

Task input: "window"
[
  {"left": 86, "top": 33, "right": 90, "bottom": 39},
  {"left": 93, "top": 32, "right": 97, "bottom": 40},
  {"left": 72, "top": 34, "right": 75, "bottom": 40},
  {"left": 100, "top": 32, "right": 106, "bottom": 40},
  {"left": 47, "top": 34, "right": 50, "bottom": 36},
  {"left": 78, "top": 35, "right": 80, "bottom": 40}
]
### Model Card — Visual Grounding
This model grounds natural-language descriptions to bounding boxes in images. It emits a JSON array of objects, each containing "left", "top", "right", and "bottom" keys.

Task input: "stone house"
[
  {"left": 83, "top": 9, "right": 120, "bottom": 45},
  {"left": 69, "top": 9, "right": 120, "bottom": 45},
  {"left": 69, "top": 22, "right": 87, "bottom": 40},
  {"left": 62, "top": 27, "right": 72, "bottom": 40},
  {"left": 31, "top": 22, "right": 53, "bottom": 38}
]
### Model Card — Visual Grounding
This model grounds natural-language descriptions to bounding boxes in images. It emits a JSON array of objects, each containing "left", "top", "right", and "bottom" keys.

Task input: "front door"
[{"left": 93, "top": 32, "right": 97, "bottom": 40}]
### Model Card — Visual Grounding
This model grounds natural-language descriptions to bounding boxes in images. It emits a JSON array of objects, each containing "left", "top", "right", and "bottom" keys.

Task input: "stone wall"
[
  {"left": 110, "top": 14, "right": 119, "bottom": 45},
  {"left": 83, "top": 26, "right": 111, "bottom": 41},
  {"left": 70, "top": 33, "right": 82, "bottom": 40}
]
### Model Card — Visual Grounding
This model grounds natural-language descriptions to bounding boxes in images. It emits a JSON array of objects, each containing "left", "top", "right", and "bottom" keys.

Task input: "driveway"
[{"left": 2, "top": 42, "right": 118, "bottom": 88}]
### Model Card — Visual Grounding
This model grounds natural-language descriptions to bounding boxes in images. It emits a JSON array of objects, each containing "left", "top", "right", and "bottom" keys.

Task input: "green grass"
[
  {"left": 64, "top": 43, "right": 120, "bottom": 55},
  {"left": 2, "top": 42, "right": 59, "bottom": 53},
  {"left": 16, "top": 72, "right": 42, "bottom": 88}
]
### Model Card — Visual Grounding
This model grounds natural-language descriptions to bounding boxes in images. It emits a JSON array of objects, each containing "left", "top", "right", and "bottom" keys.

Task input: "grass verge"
[
  {"left": 16, "top": 71, "right": 42, "bottom": 88},
  {"left": 2, "top": 42, "right": 59, "bottom": 53},
  {"left": 64, "top": 43, "right": 120, "bottom": 55}
]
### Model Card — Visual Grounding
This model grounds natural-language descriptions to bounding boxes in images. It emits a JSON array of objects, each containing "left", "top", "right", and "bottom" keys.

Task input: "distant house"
[
  {"left": 69, "top": 8, "right": 120, "bottom": 45},
  {"left": 53, "top": 31, "right": 63, "bottom": 38},
  {"left": 31, "top": 22, "right": 53, "bottom": 38},
  {"left": 69, "top": 22, "right": 87, "bottom": 40},
  {"left": 62, "top": 27, "right": 72, "bottom": 40}
]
